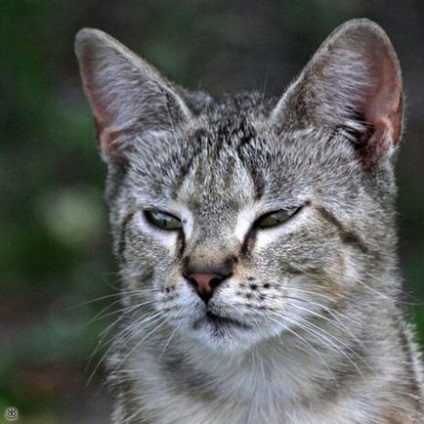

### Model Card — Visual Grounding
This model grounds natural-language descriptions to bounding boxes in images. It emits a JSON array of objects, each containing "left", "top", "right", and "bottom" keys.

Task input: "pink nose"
[
  {"left": 183, "top": 255, "right": 237, "bottom": 302},
  {"left": 185, "top": 272, "right": 229, "bottom": 302}
]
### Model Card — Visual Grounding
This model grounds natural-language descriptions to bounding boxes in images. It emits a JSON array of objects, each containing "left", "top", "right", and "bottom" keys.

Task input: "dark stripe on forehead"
[
  {"left": 170, "top": 149, "right": 197, "bottom": 197},
  {"left": 315, "top": 206, "right": 370, "bottom": 255},
  {"left": 236, "top": 143, "right": 265, "bottom": 200},
  {"left": 247, "top": 161, "right": 265, "bottom": 200},
  {"left": 175, "top": 127, "right": 216, "bottom": 180},
  {"left": 234, "top": 123, "right": 265, "bottom": 199}
]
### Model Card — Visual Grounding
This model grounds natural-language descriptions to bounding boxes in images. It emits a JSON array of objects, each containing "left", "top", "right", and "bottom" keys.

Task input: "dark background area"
[{"left": 1, "top": 1, "right": 423, "bottom": 423}]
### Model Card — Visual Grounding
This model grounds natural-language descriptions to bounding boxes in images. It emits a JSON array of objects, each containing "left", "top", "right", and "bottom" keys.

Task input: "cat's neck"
[
  {"left": 131, "top": 317, "right": 372, "bottom": 400},
  {"left": 115, "top": 320, "right": 389, "bottom": 424}
]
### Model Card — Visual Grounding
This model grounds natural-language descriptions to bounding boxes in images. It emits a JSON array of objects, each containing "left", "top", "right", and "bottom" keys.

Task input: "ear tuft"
[
  {"left": 75, "top": 28, "right": 192, "bottom": 161},
  {"left": 271, "top": 18, "right": 403, "bottom": 160}
]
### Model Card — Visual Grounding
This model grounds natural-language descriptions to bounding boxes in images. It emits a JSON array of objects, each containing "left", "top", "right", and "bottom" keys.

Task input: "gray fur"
[{"left": 76, "top": 19, "right": 424, "bottom": 423}]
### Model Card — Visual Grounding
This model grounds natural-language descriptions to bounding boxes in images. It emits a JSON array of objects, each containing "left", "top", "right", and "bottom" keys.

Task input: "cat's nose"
[{"left": 185, "top": 271, "right": 231, "bottom": 302}]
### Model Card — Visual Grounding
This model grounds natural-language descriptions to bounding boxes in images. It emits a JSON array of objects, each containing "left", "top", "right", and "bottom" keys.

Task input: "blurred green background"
[{"left": 1, "top": 1, "right": 423, "bottom": 422}]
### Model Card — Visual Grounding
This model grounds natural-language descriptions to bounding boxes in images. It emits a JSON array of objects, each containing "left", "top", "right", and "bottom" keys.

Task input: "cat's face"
[
  {"left": 75, "top": 20, "right": 403, "bottom": 353},
  {"left": 112, "top": 110, "right": 394, "bottom": 353}
]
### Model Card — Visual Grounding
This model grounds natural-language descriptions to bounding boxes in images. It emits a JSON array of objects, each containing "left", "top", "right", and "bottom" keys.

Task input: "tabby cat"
[{"left": 75, "top": 18, "right": 424, "bottom": 423}]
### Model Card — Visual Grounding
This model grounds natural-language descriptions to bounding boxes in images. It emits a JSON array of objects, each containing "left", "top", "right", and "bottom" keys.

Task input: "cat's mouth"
[{"left": 194, "top": 312, "right": 251, "bottom": 332}]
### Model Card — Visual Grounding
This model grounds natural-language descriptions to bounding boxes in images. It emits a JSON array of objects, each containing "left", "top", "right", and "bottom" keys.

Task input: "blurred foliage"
[{"left": 1, "top": 0, "right": 424, "bottom": 422}]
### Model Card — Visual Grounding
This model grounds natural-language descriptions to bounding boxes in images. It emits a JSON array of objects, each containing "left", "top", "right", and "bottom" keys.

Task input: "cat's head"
[{"left": 75, "top": 19, "right": 403, "bottom": 353}]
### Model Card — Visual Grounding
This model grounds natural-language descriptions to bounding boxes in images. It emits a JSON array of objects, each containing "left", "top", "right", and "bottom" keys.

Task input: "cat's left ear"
[
  {"left": 271, "top": 19, "right": 403, "bottom": 161},
  {"left": 75, "top": 29, "right": 193, "bottom": 162}
]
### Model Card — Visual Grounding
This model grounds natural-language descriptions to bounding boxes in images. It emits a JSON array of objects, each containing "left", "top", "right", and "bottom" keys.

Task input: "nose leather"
[
  {"left": 189, "top": 273, "right": 221, "bottom": 294},
  {"left": 185, "top": 271, "right": 231, "bottom": 302},
  {"left": 183, "top": 255, "right": 237, "bottom": 302}
]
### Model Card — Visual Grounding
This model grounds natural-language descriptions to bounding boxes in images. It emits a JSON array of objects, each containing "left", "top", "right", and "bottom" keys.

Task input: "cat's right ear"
[{"left": 75, "top": 29, "right": 192, "bottom": 162}]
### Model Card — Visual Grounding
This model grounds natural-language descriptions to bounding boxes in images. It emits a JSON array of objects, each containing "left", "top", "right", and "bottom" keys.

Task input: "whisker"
[
  {"left": 158, "top": 326, "right": 178, "bottom": 362},
  {"left": 286, "top": 285, "right": 351, "bottom": 303},
  {"left": 86, "top": 299, "right": 158, "bottom": 367},
  {"left": 87, "top": 299, "right": 157, "bottom": 326},
  {"left": 358, "top": 268, "right": 423, "bottom": 306},
  {"left": 267, "top": 314, "right": 340, "bottom": 388},
  {"left": 283, "top": 295, "right": 369, "bottom": 346},
  {"left": 70, "top": 287, "right": 160, "bottom": 310},
  {"left": 116, "top": 317, "right": 169, "bottom": 369},
  {"left": 86, "top": 310, "right": 163, "bottom": 386},
  {"left": 272, "top": 309, "right": 370, "bottom": 381}
]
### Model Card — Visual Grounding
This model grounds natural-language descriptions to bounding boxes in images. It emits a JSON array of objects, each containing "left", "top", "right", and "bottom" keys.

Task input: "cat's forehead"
[
  {"left": 128, "top": 94, "right": 357, "bottom": 212},
  {"left": 176, "top": 142, "right": 256, "bottom": 212}
]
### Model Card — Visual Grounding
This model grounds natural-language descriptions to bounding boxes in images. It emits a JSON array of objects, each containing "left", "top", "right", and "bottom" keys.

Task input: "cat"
[{"left": 75, "top": 18, "right": 424, "bottom": 423}]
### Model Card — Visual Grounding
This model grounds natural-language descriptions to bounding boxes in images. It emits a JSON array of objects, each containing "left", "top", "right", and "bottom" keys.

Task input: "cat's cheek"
[{"left": 160, "top": 281, "right": 205, "bottom": 325}]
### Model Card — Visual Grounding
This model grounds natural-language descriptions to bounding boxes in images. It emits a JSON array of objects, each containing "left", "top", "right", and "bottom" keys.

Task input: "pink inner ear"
[
  {"left": 84, "top": 74, "right": 124, "bottom": 154},
  {"left": 95, "top": 120, "right": 122, "bottom": 155},
  {"left": 363, "top": 57, "right": 403, "bottom": 145}
]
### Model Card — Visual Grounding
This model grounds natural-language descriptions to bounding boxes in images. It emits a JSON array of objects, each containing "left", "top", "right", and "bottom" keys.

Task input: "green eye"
[
  {"left": 256, "top": 208, "right": 299, "bottom": 229},
  {"left": 144, "top": 209, "right": 182, "bottom": 231}
]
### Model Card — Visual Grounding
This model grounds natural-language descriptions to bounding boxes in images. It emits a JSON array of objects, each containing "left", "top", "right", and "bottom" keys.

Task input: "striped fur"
[{"left": 76, "top": 19, "right": 424, "bottom": 423}]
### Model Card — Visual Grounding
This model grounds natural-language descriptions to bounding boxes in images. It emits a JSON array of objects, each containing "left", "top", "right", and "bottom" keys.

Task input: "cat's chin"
[{"left": 184, "top": 313, "right": 264, "bottom": 354}]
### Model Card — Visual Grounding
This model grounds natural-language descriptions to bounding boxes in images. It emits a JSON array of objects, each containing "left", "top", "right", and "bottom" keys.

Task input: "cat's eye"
[
  {"left": 256, "top": 208, "right": 300, "bottom": 229},
  {"left": 144, "top": 209, "right": 182, "bottom": 231}
]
